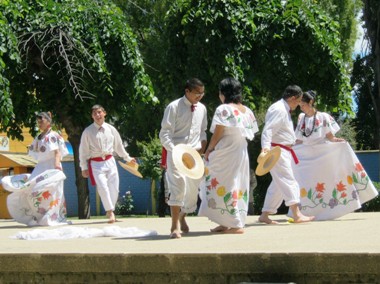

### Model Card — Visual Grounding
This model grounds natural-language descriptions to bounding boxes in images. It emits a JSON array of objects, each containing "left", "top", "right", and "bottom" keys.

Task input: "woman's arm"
[
  {"left": 326, "top": 132, "right": 345, "bottom": 142},
  {"left": 54, "top": 149, "right": 62, "bottom": 170},
  {"left": 204, "top": 124, "right": 225, "bottom": 161}
]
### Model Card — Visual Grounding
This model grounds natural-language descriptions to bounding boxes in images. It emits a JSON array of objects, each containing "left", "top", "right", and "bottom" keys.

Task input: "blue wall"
[
  {"left": 62, "top": 151, "right": 379, "bottom": 217},
  {"left": 356, "top": 151, "right": 379, "bottom": 182},
  {"left": 62, "top": 160, "right": 154, "bottom": 217}
]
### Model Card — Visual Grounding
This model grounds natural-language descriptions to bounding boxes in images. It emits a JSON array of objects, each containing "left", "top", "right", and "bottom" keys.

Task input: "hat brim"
[
  {"left": 172, "top": 144, "right": 204, "bottom": 179},
  {"left": 255, "top": 146, "right": 281, "bottom": 176},
  {"left": 118, "top": 161, "right": 143, "bottom": 178}
]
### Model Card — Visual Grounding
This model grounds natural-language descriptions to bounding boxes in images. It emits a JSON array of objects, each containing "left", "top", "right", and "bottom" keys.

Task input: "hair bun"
[{"left": 308, "top": 90, "right": 317, "bottom": 99}]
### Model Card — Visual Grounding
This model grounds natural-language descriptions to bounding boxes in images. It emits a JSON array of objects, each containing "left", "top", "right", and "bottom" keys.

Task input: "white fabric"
[
  {"left": 261, "top": 99, "right": 296, "bottom": 150},
  {"left": 3, "top": 130, "right": 69, "bottom": 226},
  {"left": 91, "top": 157, "right": 119, "bottom": 211},
  {"left": 295, "top": 112, "right": 340, "bottom": 145},
  {"left": 79, "top": 122, "right": 132, "bottom": 171},
  {"left": 159, "top": 95, "right": 207, "bottom": 152},
  {"left": 159, "top": 95, "right": 207, "bottom": 212},
  {"left": 3, "top": 169, "right": 69, "bottom": 226},
  {"left": 165, "top": 150, "right": 201, "bottom": 213},
  {"left": 28, "top": 130, "right": 69, "bottom": 179},
  {"left": 292, "top": 143, "right": 378, "bottom": 221},
  {"left": 261, "top": 149, "right": 301, "bottom": 214},
  {"left": 11, "top": 226, "right": 157, "bottom": 240},
  {"left": 198, "top": 104, "right": 258, "bottom": 228}
]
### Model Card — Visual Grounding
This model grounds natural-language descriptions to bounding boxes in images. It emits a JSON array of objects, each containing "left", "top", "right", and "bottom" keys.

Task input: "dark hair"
[
  {"left": 185, "top": 78, "right": 204, "bottom": 91},
  {"left": 302, "top": 90, "right": 317, "bottom": 105},
  {"left": 282, "top": 85, "right": 303, "bottom": 99},
  {"left": 219, "top": 77, "right": 243, "bottom": 104},
  {"left": 91, "top": 104, "right": 105, "bottom": 113},
  {"left": 36, "top": 112, "right": 52, "bottom": 123}
]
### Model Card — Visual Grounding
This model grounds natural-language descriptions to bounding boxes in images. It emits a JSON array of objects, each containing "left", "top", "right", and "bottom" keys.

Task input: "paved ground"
[
  {"left": 1, "top": 212, "right": 379, "bottom": 254},
  {"left": 0, "top": 212, "right": 379, "bottom": 283}
]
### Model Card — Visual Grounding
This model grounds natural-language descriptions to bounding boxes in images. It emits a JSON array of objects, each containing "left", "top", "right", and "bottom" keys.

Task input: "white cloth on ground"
[{"left": 11, "top": 225, "right": 158, "bottom": 240}]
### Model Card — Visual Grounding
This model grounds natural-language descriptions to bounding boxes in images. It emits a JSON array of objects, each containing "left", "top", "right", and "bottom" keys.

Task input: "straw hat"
[
  {"left": 118, "top": 160, "right": 143, "bottom": 178},
  {"left": 172, "top": 144, "right": 204, "bottom": 179},
  {"left": 255, "top": 146, "right": 281, "bottom": 176}
]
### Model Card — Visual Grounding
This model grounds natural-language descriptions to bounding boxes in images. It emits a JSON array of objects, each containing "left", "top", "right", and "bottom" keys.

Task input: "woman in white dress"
[
  {"left": 2, "top": 112, "right": 70, "bottom": 226},
  {"left": 198, "top": 78, "right": 259, "bottom": 233},
  {"left": 292, "top": 91, "right": 378, "bottom": 220}
]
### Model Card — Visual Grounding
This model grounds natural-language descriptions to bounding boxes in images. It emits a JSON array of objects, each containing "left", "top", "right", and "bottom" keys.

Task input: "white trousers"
[
  {"left": 262, "top": 149, "right": 300, "bottom": 214},
  {"left": 91, "top": 157, "right": 119, "bottom": 212},
  {"left": 166, "top": 151, "right": 201, "bottom": 213}
]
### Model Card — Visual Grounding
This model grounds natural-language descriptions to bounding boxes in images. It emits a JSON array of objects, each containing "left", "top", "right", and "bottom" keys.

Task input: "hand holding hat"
[
  {"left": 255, "top": 146, "right": 281, "bottom": 176},
  {"left": 118, "top": 159, "right": 143, "bottom": 178},
  {"left": 172, "top": 144, "right": 205, "bottom": 179}
]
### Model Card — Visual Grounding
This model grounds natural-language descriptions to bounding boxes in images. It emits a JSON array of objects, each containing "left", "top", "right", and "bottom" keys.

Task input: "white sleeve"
[
  {"left": 159, "top": 105, "right": 176, "bottom": 152},
  {"left": 111, "top": 127, "right": 132, "bottom": 162},
  {"left": 79, "top": 130, "right": 90, "bottom": 171}
]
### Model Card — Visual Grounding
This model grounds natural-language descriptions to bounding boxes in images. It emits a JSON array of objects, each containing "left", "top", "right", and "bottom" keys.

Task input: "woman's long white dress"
[
  {"left": 292, "top": 112, "right": 378, "bottom": 220},
  {"left": 198, "top": 104, "right": 258, "bottom": 228},
  {"left": 2, "top": 130, "right": 70, "bottom": 226}
]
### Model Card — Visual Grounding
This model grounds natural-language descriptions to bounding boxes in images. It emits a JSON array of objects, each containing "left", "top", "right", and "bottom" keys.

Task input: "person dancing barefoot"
[{"left": 258, "top": 85, "right": 314, "bottom": 225}]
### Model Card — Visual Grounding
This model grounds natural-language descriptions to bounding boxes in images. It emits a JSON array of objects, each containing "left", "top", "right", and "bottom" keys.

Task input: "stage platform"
[{"left": 0, "top": 212, "right": 379, "bottom": 283}]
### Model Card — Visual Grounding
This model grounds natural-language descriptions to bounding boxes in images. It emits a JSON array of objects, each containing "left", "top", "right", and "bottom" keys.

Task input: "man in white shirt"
[
  {"left": 259, "top": 85, "right": 314, "bottom": 224},
  {"left": 79, "top": 105, "right": 136, "bottom": 223},
  {"left": 160, "top": 78, "right": 207, "bottom": 238}
]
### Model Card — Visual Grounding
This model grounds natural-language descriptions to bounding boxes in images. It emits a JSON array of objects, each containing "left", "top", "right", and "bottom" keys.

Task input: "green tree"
[
  {"left": 0, "top": 0, "right": 157, "bottom": 218},
  {"left": 161, "top": 0, "right": 352, "bottom": 114},
  {"left": 362, "top": 0, "right": 380, "bottom": 150}
]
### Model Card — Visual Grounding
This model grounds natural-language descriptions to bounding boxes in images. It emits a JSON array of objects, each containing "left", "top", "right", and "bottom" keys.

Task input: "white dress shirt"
[
  {"left": 159, "top": 95, "right": 207, "bottom": 151},
  {"left": 79, "top": 122, "right": 132, "bottom": 171},
  {"left": 261, "top": 99, "right": 296, "bottom": 149}
]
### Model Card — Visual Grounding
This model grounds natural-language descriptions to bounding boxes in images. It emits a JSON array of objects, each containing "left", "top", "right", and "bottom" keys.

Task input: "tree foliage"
[
  {"left": 361, "top": 0, "right": 380, "bottom": 150},
  {"left": 161, "top": 0, "right": 352, "bottom": 115},
  {"left": 0, "top": 0, "right": 157, "bottom": 218}
]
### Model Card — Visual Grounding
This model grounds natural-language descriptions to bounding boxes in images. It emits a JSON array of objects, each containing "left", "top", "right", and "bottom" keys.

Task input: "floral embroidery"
[
  {"left": 300, "top": 162, "right": 370, "bottom": 211},
  {"left": 204, "top": 167, "right": 248, "bottom": 216}
]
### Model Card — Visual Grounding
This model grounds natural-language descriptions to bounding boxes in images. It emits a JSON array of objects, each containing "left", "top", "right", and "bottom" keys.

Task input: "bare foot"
[
  {"left": 107, "top": 211, "right": 116, "bottom": 224},
  {"left": 210, "top": 225, "right": 229, "bottom": 232},
  {"left": 179, "top": 213, "right": 189, "bottom": 233},
  {"left": 258, "top": 215, "right": 279, "bottom": 224},
  {"left": 170, "top": 230, "right": 182, "bottom": 239},
  {"left": 293, "top": 215, "right": 315, "bottom": 223},
  {"left": 222, "top": 228, "right": 244, "bottom": 234}
]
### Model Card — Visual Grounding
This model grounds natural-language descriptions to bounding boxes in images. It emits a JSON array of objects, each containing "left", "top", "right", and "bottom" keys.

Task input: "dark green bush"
[{"left": 361, "top": 182, "right": 380, "bottom": 212}]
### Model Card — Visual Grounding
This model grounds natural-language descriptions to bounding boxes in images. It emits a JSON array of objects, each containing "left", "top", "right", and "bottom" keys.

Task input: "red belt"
[
  {"left": 88, "top": 155, "right": 113, "bottom": 186},
  {"left": 271, "top": 143, "right": 299, "bottom": 164}
]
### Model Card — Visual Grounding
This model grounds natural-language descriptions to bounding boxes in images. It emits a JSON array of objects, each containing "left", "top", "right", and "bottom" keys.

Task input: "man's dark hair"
[
  {"left": 185, "top": 78, "right": 204, "bottom": 91},
  {"left": 282, "top": 85, "right": 303, "bottom": 99}
]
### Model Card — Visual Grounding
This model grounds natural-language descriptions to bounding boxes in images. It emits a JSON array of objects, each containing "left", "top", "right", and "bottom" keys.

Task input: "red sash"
[
  {"left": 271, "top": 143, "right": 299, "bottom": 164},
  {"left": 88, "top": 155, "right": 113, "bottom": 186}
]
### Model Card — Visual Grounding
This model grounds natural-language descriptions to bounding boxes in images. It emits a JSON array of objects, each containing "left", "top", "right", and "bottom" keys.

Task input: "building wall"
[
  {"left": 356, "top": 151, "right": 379, "bottom": 182},
  {"left": 62, "top": 161, "right": 154, "bottom": 217}
]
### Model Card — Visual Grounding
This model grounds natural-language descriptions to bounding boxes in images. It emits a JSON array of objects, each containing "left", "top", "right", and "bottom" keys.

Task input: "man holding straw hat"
[
  {"left": 258, "top": 85, "right": 314, "bottom": 224},
  {"left": 159, "top": 78, "right": 207, "bottom": 239}
]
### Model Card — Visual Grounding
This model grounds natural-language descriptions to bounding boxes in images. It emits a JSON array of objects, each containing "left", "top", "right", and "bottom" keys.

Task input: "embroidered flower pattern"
[
  {"left": 300, "top": 162, "right": 369, "bottom": 211},
  {"left": 217, "top": 105, "right": 257, "bottom": 130},
  {"left": 204, "top": 167, "right": 248, "bottom": 216}
]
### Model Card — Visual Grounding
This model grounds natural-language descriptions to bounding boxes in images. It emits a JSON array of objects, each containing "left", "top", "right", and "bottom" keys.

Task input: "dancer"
[
  {"left": 79, "top": 104, "right": 136, "bottom": 223},
  {"left": 198, "top": 78, "right": 258, "bottom": 234},
  {"left": 2, "top": 112, "right": 69, "bottom": 226},
  {"left": 259, "top": 85, "right": 314, "bottom": 224},
  {"left": 292, "top": 90, "right": 378, "bottom": 220},
  {"left": 159, "top": 78, "right": 207, "bottom": 238}
]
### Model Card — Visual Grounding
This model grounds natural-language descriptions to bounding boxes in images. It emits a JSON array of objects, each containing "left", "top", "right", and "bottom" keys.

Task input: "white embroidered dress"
[
  {"left": 198, "top": 104, "right": 258, "bottom": 228},
  {"left": 292, "top": 112, "right": 378, "bottom": 220},
  {"left": 2, "top": 130, "right": 69, "bottom": 226}
]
